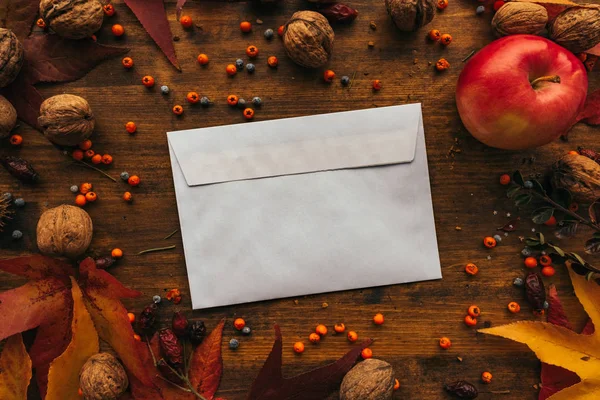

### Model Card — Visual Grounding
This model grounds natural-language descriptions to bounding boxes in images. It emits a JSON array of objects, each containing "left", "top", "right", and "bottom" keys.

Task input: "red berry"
[
  {"left": 541, "top": 266, "right": 556, "bottom": 277},
  {"left": 493, "top": 0, "right": 505, "bottom": 11}
]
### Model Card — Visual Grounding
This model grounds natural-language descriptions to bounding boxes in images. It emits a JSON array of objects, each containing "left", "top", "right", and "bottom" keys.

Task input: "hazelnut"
[
  {"left": 283, "top": 11, "right": 334, "bottom": 68},
  {"left": 36, "top": 204, "right": 93, "bottom": 259},
  {"left": 39, "top": 0, "right": 104, "bottom": 40},
  {"left": 492, "top": 2, "right": 548, "bottom": 37},
  {"left": 340, "top": 358, "right": 395, "bottom": 400},
  {"left": 385, "top": 0, "right": 436, "bottom": 32},
  {"left": 0, "top": 28, "right": 24, "bottom": 88},
  {"left": 38, "top": 94, "right": 95, "bottom": 146},
  {"left": 551, "top": 153, "right": 600, "bottom": 204},
  {"left": 549, "top": 4, "right": 600, "bottom": 54},
  {"left": 79, "top": 353, "right": 128, "bottom": 400}
]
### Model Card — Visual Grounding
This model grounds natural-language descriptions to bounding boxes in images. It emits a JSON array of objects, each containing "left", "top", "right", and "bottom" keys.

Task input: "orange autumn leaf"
[
  {"left": 46, "top": 278, "right": 99, "bottom": 400},
  {"left": 0, "top": 334, "right": 32, "bottom": 400},
  {"left": 189, "top": 319, "right": 225, "bottom": 399},
  {"left": 515, "top": 0, "right": 578, "bottom": 20},
  {"left": 479, "top": 264, "right": 600, "bottom": 399}
]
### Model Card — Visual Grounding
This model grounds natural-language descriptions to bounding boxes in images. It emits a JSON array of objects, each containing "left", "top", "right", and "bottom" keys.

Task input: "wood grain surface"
[{"left": 1, "top": 0, "right": 599, "bottom": 399}]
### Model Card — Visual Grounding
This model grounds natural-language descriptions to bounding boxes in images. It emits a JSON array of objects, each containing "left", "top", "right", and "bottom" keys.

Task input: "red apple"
[{"left": 456, "top": 35, "right": 587, "bottom": 150}]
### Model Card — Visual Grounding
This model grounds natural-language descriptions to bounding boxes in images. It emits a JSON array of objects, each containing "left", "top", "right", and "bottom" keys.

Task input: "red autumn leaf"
[
  {"left": 189, "top": 319, "right": 225, "bottom": 399},
  {"left": 0, "top": 254, "right": 74, "bottom": 282},
  {"left": 539, "top": 285, "right": 595, "bottom": 400},
  {"left": 176, "top": 0, "right": 187, "bottom": 19},
  {"left": 576, "top": 88, "right": 600, "bottom": 126},
  {"left": 0, "top": 0, "right": 38, "bottom": 39},
  {"left": 123, "top": 0, "right": 180, "bottom": 70},
  {"left": 247, "top": 325, "right": 373, "bottom": 400},
  {"left": 0, "top": 333, "right": 32, "bottom": 400}
]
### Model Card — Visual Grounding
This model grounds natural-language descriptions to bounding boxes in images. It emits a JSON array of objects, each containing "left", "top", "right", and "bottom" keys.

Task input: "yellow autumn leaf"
[
  {"left": 46, "top": 277, "right": 99, "bottom": 400},
  {"left": 0, "top": 334, "right": 32, "bottom": 400},
  {"left": 479, "top": 267, "right": 600, "bottom": 400}
]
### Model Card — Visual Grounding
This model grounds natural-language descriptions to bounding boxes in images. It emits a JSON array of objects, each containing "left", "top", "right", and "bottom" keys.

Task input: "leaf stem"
[
  {"left": 163, "top": 229, "right": 179, "bottom": 240},
  {"left": 71, "top": 160, "right": 117, "bottom": 182},
  {"left": 137, "top": 245, "right": 176, "bottom": 255},
  {"left": 162, "top": 362, "right": 206, "bottom": 400},
  {"left": 157, "top": 374, "right": 192, "bottom": 392},
  {"left": 528, "top": 190, "right": 600, "bottom": 234}
]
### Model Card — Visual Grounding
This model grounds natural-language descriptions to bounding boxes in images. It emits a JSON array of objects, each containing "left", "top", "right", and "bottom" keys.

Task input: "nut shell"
[
  {"left": 549, "top": 5, "right": 600, "bottom": 54},
  {"left": 284, "top": 11, "right": 334, "bottom": 68},
  {"left": 39, "top": 0, "right": 104, "bottom": 40},
  {"left": 0, "top": 28, "right": 24, "bottom": 88},
  {"left": 79, "top": 353, "right": 128, "bottom": 400},
  {"left": 551, "top": 154, "right": 600, "bottom": 204},
  {"left": 385, "top": 0, "right": 435, "bottom": 32},
  {"left": 492, "top": 2, "right": 548, "bottom": 37},
  {"left": 0, "top": 95, "right": 17, "bottom": 138},
  {"left": 38, "top": 94, "right": 95, "bottom": 146},
  {"left": 37, "top": 204, "right": 93, "bottom": 258},
  {"left": 340, "top": 358, "right": 395, "bottom": 400}
]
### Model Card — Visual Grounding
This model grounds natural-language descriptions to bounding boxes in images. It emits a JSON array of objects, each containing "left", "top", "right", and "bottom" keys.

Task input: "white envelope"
[{"left": 168, "top": 103, "right": 441, "bottom": 310}]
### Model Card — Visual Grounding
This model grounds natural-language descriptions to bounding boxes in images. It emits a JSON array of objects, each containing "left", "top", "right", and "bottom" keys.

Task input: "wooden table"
[{"left": 1, "top": 1, "right": 598, "bottom": 399}]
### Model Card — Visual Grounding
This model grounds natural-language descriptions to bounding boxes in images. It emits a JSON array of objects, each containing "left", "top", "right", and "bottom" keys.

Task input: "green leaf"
[
  {"left": 585, "top": 238, "right": 600, "bottom": 255},
  {"left": 515, "top": 193, "right": 532, "bottom": 206},
  {"left": 531, "top": 180, "right": 546, "bottom": 195},
  {"left": 513, "top": 171, "right": 525, "bottom": 186},
  {"left": 548, "top": 244, "right": 566, "bottom": 257},
  {"left": 532, "top": 207, "right": 554, "bottom": 225},
  {"left": 555, "top": 223, "right": 579, "bottom": 239},
  {"left": 507, "top": 185, "right": 522, "bottom": 198},
  {"left": 552, "top": 188, "right": 572, "bottom": 209},
  {"left": 593, "top": 232, "right": 600, "bottom": 240},
  {"left": 538, "top": 232, "right": 546, "bottom": 245},
  {"left": 570, "top": 252, "right": 586, "bottom": 265},
  {"left": 525, "top": 237, "right": 541, "bottom": 247}
]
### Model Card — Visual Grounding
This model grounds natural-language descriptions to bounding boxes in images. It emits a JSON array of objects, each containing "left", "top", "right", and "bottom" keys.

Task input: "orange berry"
[
  {"left": 84, "top": 149, "right": 95, "bottom": 159},
  {"left": 173, "top": 105, "right": 184, "bottom": 115},
  {"left": 437, "top": 0, "right": 449, "bottom": 9},
  {"left": 541, "top": 265, "right": 556, "bottom": 277},
  {"left": 9, "top": 134, "right": 22, "bottom": 146},
  {"left": 125, "top": 121, "right": 137, "bottom": 134},
  {"left": 481, "top": 371, "right": 492, "bottom": 384},
  {"left": 72, "top": 149, "right": 84, "bottom": 161},
  {"left": 127, "top": 312, "right": 135, "bottom": 323},
  {"left": 499, "top": 174, "right": 511, "bottom": 185},
  {"left": 309, "top": 332, "right": 321, "bottom": 343},
  {"left": 439, "top": 337, "right": 452, "bottom": 349},
  {"left": 347, "top": 330, "right": 358, "bottom": 342},
  {"left": 315, "top": 324, "right": 328, "bottom": 336},
  {"left": 37, "top": 18, "right": 46, "bottom": 29},
  {"left": 373, "top": 313, "right": 384, "bottom": 325},
  {"left": 79, "top": 139, "right": 93, "bottom": 150},
  {"left": 101, "top": 154, "right": 113, "bottom": 165},
  {"left": 544, "top": 215, "right": 557, "bottom": 226},
  {"left": 267, "top": 56, "right": 278, "bottom": 68},
  {"left": 142, "top": 75, "right": 155, "bottom": 88},
  {"left": 111, "top": 24, "right": 124, "bottom": 37},
  {"left": 123, "top": 191, "right": 133, "bottom": 202},
  {"left": 80, "top": 182, "right": 93, "bottom": 194},
  {"left": 246, "top": 45, "right": 259, "bottom": 58},
  {"left": 293, "top": 342, "right": 304, "bottom": 354},
  {"left": 75, "top": 194, "right": 87, "bottom": 207},
  {"left": 234, "top": 318, "right": 246, "bottom": 330},
  {"left": 180, "top": 15, "right": 193, "bottom": 28},
  {"left": 483, "top": 236, "right": 497, "bottom": 248},
  {"left": 111, "top": 248, "right": 123, "bottom": 259},
  {"left": 394, "top": 379, "right": 400, "bottom": 390},
  {"left": 278, "top": 25, "right": 284, "bottom": 36},
  {"left": 464, "top": 315, "right": 477, "bottom": 327},
  {"left": 240, "top": 21, "right": 252, "bottom": 33},
  {"left": 227, "top": 94, "right": 239, "bottom": 106},
  {"left": 187, "top": 91, "right": 200, "bottom": 104},
  {"left": 128, "top": 175, "right": 140, "bottom": 186},
  {"left": 361, "top": 348, "right": 373, "bottom": 359},
  {"left": 372, "top": 79, "right": 382, "bottom": 90},
  {"left": 197, "top": 53, "right": 209, "bottom": 65},
  {"left": 243, "top": 108, "right": 255, "bottom": 120},
  {"left": 508, "top": 301, "right": 521, "bottom": 313},
  {"left": 323, "top": 69, "right": 336, "bottom": 83},
  {"left": 435, "top": 58, "right": 450, "bottom": 71},
  {"left": 524, "top": 257, "right": 538, "bottom": 268},
  {"left": 569, "top": 202, "right": 579, "bottom": 212},
  {"left": 428, "top": 29, "right": 441, "bottom": 41},
  {"left": 133, "top": 334, "right": 141, "bottom": 341},
  {"left": 334, "top": 323, "right": 346, "bottom": 333},
  {"left": 539, "top": 255, "right": 552, "bottom": 266},
  {"left": 91, "top": 154, "right": 102, "bottom": 164},
  {"left": 465, "top": 263, "right": 479, "bottom": 276},
  {"left": 468, "top": 305, "right": 481, "bottom": 317},
  {"left": 440, "top": 33, "right": 452, "bottom": 45},
  {"left": 568, "top": 150, "right": 579, "bottom": 155},
  {"left": 226, "top": 64, "right": 237, "bottom": 76},
  {"left": 85, "top": 192, "right": 97, "bottom": 202},
  {"left": 103, "top": 4, "right": 115, "bottom": 16}
]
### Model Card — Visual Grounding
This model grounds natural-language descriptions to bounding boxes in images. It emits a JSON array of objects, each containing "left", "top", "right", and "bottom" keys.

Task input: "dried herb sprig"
[{"left": 0, "top": 196, "right": 12, "bottom": 233}]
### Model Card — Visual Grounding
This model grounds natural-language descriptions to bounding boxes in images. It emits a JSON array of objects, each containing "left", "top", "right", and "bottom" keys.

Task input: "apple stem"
[{"left": 530, "top": 75, "right": 561, "bottom": 88}]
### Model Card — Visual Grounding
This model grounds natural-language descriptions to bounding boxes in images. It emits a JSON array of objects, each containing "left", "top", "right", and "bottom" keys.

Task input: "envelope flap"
[{"left": 168, "top": 103, "right": 421, "bottom": 186}]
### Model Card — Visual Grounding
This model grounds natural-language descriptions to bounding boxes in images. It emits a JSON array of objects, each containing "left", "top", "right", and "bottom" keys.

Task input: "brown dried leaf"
[
  {"left": 0, "top": 0, "right": 38, "bottom": 39},
  {"left": 0, "top": 334, "right": 31, "bottom": 400}
]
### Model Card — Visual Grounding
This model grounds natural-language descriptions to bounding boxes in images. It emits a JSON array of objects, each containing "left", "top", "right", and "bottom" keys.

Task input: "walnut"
[
  {"left": 0, "top": 95, "right": 17, "bottom": 138},
  {"left": 284, "top": 11, "right": 334, "bottom": 68},
  {"left": 38, "top": 94, "right": 95, "bottom": 146},
  {"left": 36, "top": 204, "right": 93, "bottom": 259},
  {"left": 492, "top": 2, "right": 548, "bottom": 37},
  {"left": 551, "top": 153, "right": 600, "bottom": 204},
  {"left": 549, "top": 5, "right": 600, "bottom": 54},
  {"left": 0, "top": 28, "right": 24, "bottom": 88},
  {"left": 39, "top": 0, "right": 104, "bottom": 40},
  {"left": 80, "top": 353, "right": 128, "bottom": 400},
  {"left": 340, "top": 359, "right": 395, "bottom": 400},
  {"left": 385, "top": 0, "right": 435, "bottom": 32}
]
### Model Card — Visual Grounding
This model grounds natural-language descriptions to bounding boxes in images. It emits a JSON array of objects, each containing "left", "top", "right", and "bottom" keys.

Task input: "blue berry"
[
  {"left": 152, "top": 295, "right": 162, "bottom": 304},
  {"left": 120, "top": 172, "right": 130, "bottom": 181},
  {"left": 2, "top": 193, "right": 12, "bottom": 201},
  {"left": 235, "top": 59, "right": 244, "bottom": 71},
  {"left": 242, "top": 326, "right": 251, "bottom": 335},
  {"left": 12, "top": 230, "right": 22, "bottom": 240},
  {"left": 14, "top": 198, "right": 25, "bottom": 207},
  {"left": 493, "top": 234, "right": 502, "bottom": 243},
  {"left": 476, "top": 5, "right": 485, "bottom": 14},
  {"left": 161, "top": 85, "right": 170, "bottom": 95},
  {"left": 521, "top": 247, "right": 532, "bottom": 257},
  {"left": 229, "top": 338, "right": 239, "bottom": 350},
  {"left": 513, "top": 277, "right": 524, "bottom": 287},
  {"left": 341, "top": 76, "right": 350, "bottom": 85},
  {"left": 200, "top": 96, "right": 210, "bottom": 107},
  {"left": 543, "top": 300, "right": 549, "bottom": 309},
  {"left": 237, "top": 98, "right": 247, "bottom": 109},
  {"left": 252, "top": 97, "right": 262, "bottom": 107},
  {"left": 70, "top": 185, "right": 79, "bottom": 193},
  {"left": 264, "top": 28, "right": 274, "bottom": 40},
  {"left": 246, "top": 63, "right": 255, "bottom": 73},
  {"left": 524, "top": 181, "right": 533, "bottom": 189}
]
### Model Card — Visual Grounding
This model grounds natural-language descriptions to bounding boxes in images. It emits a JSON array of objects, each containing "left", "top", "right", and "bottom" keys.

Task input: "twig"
[
  {"left": 528, "top": 190, "right": 600, "bottom": 234},
  {"left": 146, "top": 336, "right": 158, "bottom": 367},
  {"left": 71, "top": 160, "right": 117, "bottom": 182},
  {"left": 348, "top": 70, "right": 357, "bottom": 90},
  {"left": 489, "top": 390, "right": 511, "bottom": 394},
  {"left": 163, "top": 229, "right": 179, "bottom": 240},
  {"left": 137, "top": 245, "right": 176, "bottom": 255},
  {"left": 156, "top": 375, "right": 192, "bottom": 392},
  {"left": 162, "top": 361, "right": 206, "bottom": 400},
  {"left": 462, "top": 50, "right": 475, "bottom": 62}
]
